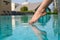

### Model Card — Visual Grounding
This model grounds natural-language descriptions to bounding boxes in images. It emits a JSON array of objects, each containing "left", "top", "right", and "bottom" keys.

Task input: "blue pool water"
[{"left": 0, "top": 14, "right": 58, "bottom": 40}]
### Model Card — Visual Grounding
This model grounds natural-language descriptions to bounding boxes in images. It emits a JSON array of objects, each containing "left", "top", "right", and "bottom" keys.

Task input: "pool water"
[{"left": 0, "top": 14, "right": 58, "bottom": 40}]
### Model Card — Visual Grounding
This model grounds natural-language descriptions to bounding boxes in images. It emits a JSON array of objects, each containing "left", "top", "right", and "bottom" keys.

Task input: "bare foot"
[{"left": 29, "top": 11, "right": 46, "bottom": 25}]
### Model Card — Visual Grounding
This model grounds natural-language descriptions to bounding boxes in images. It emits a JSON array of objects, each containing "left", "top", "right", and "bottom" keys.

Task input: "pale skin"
[{"left": 29, "top": 0, "right": 53, "bottom": 25}]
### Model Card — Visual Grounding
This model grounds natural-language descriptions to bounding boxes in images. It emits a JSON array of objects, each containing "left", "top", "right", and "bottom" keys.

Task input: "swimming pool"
[{"left": 0, "top": 14, "right": 58, "bottom": 40}]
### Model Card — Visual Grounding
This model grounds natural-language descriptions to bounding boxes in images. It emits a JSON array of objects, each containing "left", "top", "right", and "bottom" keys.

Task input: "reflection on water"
[
  {"left": 31, "top": 15, "right": 58, "bottom": 40},
  {"left": 38, "top": 14, "right": 51, "bottom": 26},
  {"left": 58, "top": 13, "right": 60, "bottom": 40},
  {"left": 31, "top": 25, "right": 48, "bottom": 40},
  {"left": 0, "top": 14, "right": 58, "bottom": 40},
  {"left": 53, "top": 15, "right": 58, "bottom": 35},
  {"left": 0, "top": 16, "right": 12, "bottom": 39},
  {"left": 21, "top": 15, "right": 28, "bottom": 23}
]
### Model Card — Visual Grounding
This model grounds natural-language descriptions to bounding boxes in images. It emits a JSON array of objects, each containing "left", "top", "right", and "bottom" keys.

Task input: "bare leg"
[
  {"left": 29, "top": 0, "right": 53, "bottom": 25},
  {"left": 29, "top": 10, "right": 46, "bottom": 24}
]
